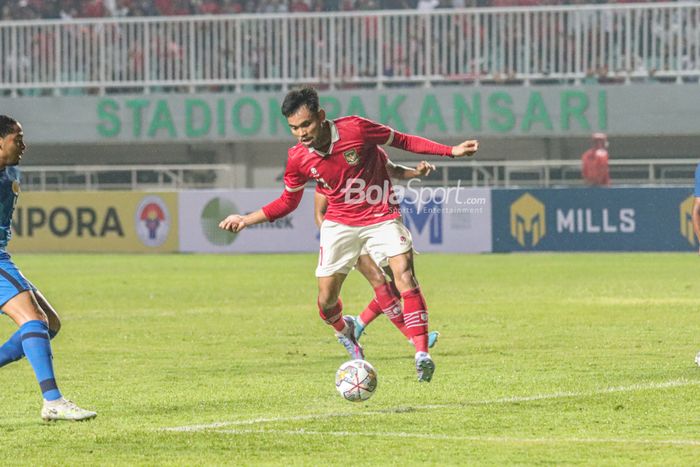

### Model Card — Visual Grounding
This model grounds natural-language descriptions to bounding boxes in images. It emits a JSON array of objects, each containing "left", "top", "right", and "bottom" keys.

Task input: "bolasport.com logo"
[
  {"left": 343, "top": 178, "right": 487, "bottom": 215},
  {"left": 135, "top": 195, "right": 170, "bottom": 247}
]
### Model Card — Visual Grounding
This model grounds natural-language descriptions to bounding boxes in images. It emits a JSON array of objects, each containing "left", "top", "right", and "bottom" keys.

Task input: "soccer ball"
[
  {"left": 695, "top": 351, "right": 700, "bottom": 367},
  {"left": 335, "top": 359, "right": 378, "bottom": 402}
]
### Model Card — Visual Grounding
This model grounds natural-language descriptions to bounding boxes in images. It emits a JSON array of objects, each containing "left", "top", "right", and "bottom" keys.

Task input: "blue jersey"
[
  {"left": 695, "top": 164, "right": 700, "bottom": 197},
  {"left": 0, "top": 166, "right": 20, "bottom": 251}
]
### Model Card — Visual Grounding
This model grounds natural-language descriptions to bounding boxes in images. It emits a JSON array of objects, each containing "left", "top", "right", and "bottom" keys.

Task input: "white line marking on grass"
[
  {"left": 162, "top": 378, "right": 700, "bottom": 433},
  {"left": 211, "top": 428, "right": 700, "bottom": 447}
]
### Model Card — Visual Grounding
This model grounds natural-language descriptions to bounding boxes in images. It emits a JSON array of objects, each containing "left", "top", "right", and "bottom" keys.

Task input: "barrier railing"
[
  {"left": 19, "top": 164, "right": 235, "bottom": 191},
  {"left": 17, "top": 159, "right": 697, "bottom": 191},
  {"left": 1, "top": 3, "right": 699, "bottom": 95}
]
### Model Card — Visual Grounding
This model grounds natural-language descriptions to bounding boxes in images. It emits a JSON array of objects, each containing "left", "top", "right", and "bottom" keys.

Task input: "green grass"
[{"left": 0, "top": 253, "right": 698, "bottom": 466}]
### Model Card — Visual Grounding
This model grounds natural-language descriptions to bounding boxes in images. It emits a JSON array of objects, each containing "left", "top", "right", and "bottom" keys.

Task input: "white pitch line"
[
  {"left": 162, "top": 378, "right": 700, "bottom": 433},
  {"left": 210, "top": 428, "right": 700, "bottom": 447}
]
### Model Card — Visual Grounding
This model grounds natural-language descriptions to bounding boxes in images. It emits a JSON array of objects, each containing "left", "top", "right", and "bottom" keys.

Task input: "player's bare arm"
[
  {"left": 450, "top": 139, "right": 479, "bottom": 158},
  {"left": 313, "top": 191, "right": 328, "bottom": 228},
  {"left": 386, "top": 160, "right": 436, "bottom": 180},
  {"left": 219, "top": 209, "right": 269, "bottom": 233},
  {"left": 692, "top": 197, "right": 700, "bottom": 255}
]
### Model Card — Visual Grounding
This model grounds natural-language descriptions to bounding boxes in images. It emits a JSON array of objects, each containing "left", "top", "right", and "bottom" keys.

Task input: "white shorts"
[
  {"left": 316, "top": 218, "right": 413, "bottom": 277},
  {"left": 359, "top": 244, "right": 389, "bottom": 269}
]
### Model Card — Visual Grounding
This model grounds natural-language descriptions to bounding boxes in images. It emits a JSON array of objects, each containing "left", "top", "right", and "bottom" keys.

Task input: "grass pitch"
[{"left": 0, "top": 253, "right": 698, "bottom": 466}]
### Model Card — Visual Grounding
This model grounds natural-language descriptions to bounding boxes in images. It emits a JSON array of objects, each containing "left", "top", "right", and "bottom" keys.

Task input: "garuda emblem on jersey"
[{"left": 343, "top": 149, "right": 360, "bottom": 166}]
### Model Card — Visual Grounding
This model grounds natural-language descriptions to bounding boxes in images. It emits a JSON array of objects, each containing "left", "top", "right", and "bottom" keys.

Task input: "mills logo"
[
  {"left": 679, "top": 195, "right": 695, "bottom": 246},
  {"left": 510, "top": 193, "right": 545, "bottom": 247}
]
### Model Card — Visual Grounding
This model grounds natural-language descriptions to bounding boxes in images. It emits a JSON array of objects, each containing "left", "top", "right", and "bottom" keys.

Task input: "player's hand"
[
  {"left": 415, "top": 161, "right": 436, "bottom": 177},
  {"left": 219, "top": 214, "right": 247, "bottom": 233},
  {"left": 451, "top": 139, "right": 479, "bottom": 158}
]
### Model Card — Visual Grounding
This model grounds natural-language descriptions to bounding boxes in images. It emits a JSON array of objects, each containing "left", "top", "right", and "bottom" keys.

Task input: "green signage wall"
[{"left": 0, "top": 85, "right": 697, "bottom": 144}]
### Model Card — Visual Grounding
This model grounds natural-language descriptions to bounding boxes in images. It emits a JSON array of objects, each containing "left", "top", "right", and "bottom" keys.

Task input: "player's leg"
[
  {"left": 316, "top": 220, "right": 364, "bottom": 359},
  {"left": 35, "top": 290, "right": 61, "bottom": 337},
  {"left": 388, "top": 250, "right": 435, "bottom": 382},
  {"left": 382, "top": 268, "right": 440, "bottom": 349},
  {"left": 362, "top": 219, "right": 435, "bottom": 381},
  {"left": 2, "top": 291, "right": 96, "bottom": 421},
  {"left": 353, "top": 254, "right": 403, "bottom": 339},
  {"left": 0, "top": 289, "right": 61, "bottom": 367}
]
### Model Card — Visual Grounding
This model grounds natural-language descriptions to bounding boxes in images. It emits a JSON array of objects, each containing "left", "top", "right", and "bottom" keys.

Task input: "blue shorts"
[{"left": 0, "top": 251, "right": 35, "bottom": 309}]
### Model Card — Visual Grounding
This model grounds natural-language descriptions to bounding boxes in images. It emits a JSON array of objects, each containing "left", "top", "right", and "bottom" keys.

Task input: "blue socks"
[
  {"left": 0, "top": 329, "right": 23, "bottom": 367},
  {"left": 19, "top": 320, "right": 62, "bottom": 401},
  {"left": 0, "top": 326, "right": 58, "bottom": 368}
]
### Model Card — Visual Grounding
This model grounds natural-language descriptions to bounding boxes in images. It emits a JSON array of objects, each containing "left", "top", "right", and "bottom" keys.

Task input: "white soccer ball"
[
  {"left": 695, "top": 351, "right": 700, "bottom": 367},
  {"left": 335, "top": 359, "right": 378, "bottom": 402}
]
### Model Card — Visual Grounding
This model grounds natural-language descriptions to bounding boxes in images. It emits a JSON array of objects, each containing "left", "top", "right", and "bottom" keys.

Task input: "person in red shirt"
[
  {"left": 219, "top": 87, "right": 478, "bottom": 382},
  {"left": 581, "top": 133, "right": 610, "bottom": 187}
]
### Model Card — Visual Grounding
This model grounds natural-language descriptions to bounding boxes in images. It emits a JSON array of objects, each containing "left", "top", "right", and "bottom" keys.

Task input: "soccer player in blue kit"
[
  {"left": 0, "top": 115, "right": 96, "bottom": 421},
  {"left": 693, "top": 163, "right": 700, "bottom": 367}
]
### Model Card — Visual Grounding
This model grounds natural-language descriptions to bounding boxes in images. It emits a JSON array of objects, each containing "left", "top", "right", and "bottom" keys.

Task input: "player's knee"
[
  {"left": 365, "top": 271, "right": 386, "bottom": 289},
  {"left": 393, "top": 269, "right": 417, "bottom": 292},
  {"left": 49, "top": 320, "right": 61, "bottom": 338}
]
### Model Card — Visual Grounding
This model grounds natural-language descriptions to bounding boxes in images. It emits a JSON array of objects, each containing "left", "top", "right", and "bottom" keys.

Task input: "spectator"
[{"left": 581, "top": 133, "right": 611, "bottom": 187}]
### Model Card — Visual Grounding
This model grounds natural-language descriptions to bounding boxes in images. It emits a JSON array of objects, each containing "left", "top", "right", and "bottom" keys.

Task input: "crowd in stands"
[{"left": 0, "top": 0, "right": 681, "bottom": 20}]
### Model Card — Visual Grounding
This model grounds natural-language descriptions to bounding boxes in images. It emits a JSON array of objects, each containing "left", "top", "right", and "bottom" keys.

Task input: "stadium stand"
[{"left": 0, "top": 0, "right": 685, "bottom": 20}]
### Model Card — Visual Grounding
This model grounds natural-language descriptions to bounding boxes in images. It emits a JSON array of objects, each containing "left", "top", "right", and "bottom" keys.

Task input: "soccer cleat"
[
  {"left": 428, "top": 331, "right": 440, "bottom": 349},
  {"left": 351, "top": 316, "right": 366, "bottom": 341},
  {"left": 41, "top": 398, "right": 97, "bottom": 422},
  {"left": 415, "top": 352, "right": 435, "bottom": 383},
  {"left": 336, "top": 316, "right": 365, "bottom": 360}
]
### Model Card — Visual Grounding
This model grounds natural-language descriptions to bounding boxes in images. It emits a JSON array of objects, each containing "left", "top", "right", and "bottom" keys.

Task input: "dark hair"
[
  {"left": 0, "top": 115, "right": 18, "bottom": 138},
  {"left": 281, "top": 87, "right": 319, "bottom": 117}
]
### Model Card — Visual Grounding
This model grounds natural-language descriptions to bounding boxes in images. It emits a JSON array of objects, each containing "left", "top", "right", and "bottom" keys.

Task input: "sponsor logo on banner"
[
  {"left": 510, "top": 193, "right": 545, "bottom": 247},
  {"left": 679, "top": 195, "right": 695, "bottom": 246},
  {"left": 401, "top": 198, "right": 443, "bottom": 245},
  {"left": 135, "top": 195, "right": 170, "bottom": 247},
  {"left": 200, "top": 197, "right": 238, "bottom": 246}
]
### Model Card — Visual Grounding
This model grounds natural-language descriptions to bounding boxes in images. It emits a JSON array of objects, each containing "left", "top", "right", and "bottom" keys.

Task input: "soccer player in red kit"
[{"left": 219, "top": 87, "right": 478, "bottom": 382}]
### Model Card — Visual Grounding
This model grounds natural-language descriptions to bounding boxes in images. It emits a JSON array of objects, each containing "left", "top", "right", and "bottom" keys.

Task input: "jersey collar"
[{"left": 308, "top": 120, "right": 339, "bottom": 157}]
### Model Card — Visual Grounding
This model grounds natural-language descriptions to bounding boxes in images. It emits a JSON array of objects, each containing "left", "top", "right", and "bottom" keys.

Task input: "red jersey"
[{"left": 262, "top": 116, "right": 453, "bottom": 227}]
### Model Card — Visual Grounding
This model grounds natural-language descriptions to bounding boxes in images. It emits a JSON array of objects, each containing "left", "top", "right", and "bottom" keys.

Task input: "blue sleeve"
[{"left": 695, "top": 164, "right": 700, "bottom": 197}]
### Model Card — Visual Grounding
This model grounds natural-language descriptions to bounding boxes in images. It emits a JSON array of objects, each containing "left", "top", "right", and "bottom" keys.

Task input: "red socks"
[
  {"left": 369, "top": 284, "right": 411, "bottom": 339},
  {"left": 318, "top": 298, "right": 346, "bottom": 333},
  {"left": 358, "top": 298, "right": 383, "bottom": 327},
  {"left": 401, "top": 286, "right": 429, "bottom": 353}
]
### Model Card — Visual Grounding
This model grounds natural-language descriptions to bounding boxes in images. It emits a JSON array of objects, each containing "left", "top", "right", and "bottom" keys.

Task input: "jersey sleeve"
[
  {"left": 261, "top": 152, "right": 308, "bottom": 222},
  {"left": 695, "top": 164, "right": 700, "bottom": 197},
  {"left": 261, "top": 189, "right": 304, "bottom": 222},
  {"left": 354, "top": 116, "right": 453, "bottom": 157},
  {"left": 282, "top": 151, "right": 307, "bottom": 193}
]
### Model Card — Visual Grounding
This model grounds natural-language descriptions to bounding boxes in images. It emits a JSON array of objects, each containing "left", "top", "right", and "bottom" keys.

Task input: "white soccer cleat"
[
  {"left": 41, "top": 398, "right": 97, "bottom": 422},
  {"left": 415, "top": 352, "right": 435, "bottom": 383}
]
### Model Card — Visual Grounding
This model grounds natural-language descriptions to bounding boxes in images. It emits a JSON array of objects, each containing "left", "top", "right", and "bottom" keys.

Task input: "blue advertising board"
[{"left": 492, "top": 187, "right": 697, "bottom": 252}]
